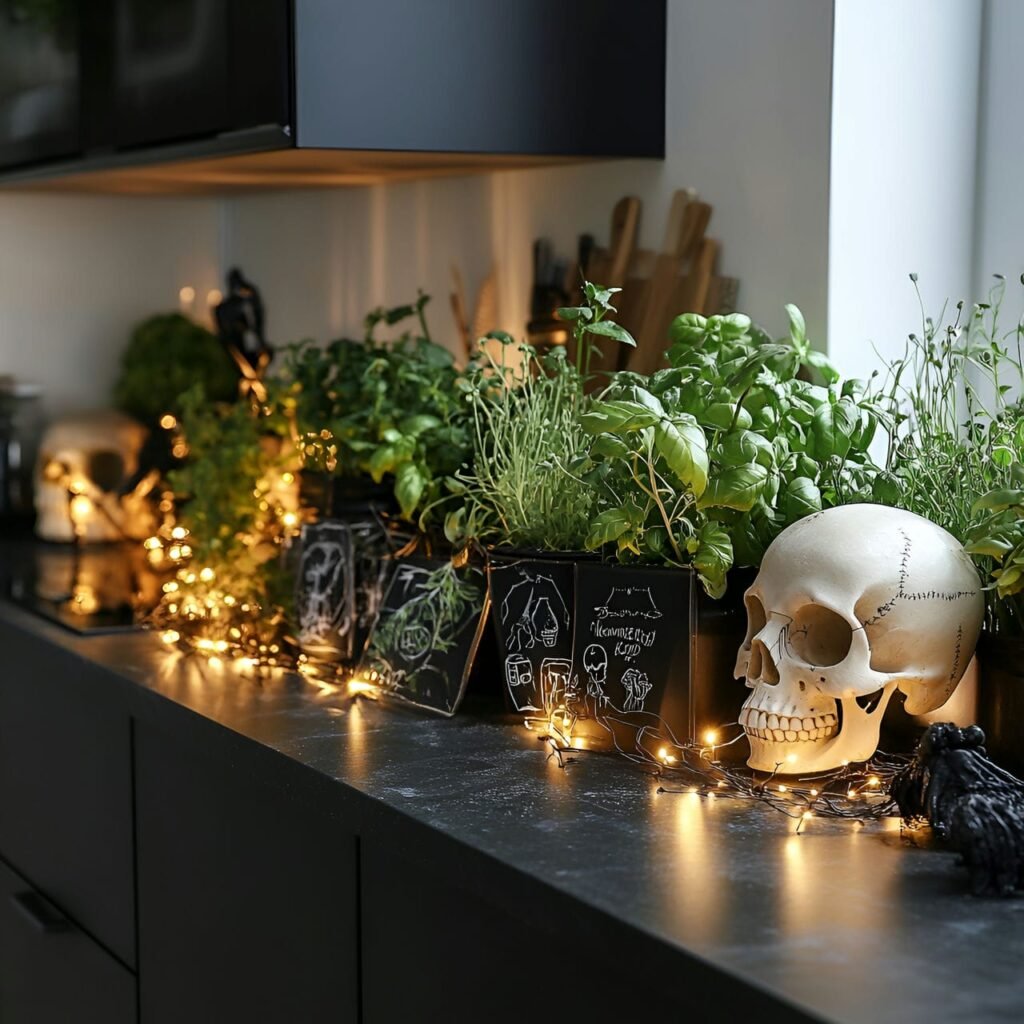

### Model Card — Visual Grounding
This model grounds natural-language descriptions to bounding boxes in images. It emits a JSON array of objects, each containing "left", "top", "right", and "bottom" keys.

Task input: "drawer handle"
[{"left": 10, "top": 891, "right": 71, "bottom": 934}]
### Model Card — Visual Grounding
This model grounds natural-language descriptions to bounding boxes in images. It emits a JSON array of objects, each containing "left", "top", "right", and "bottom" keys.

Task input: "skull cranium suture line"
[{"left": 734, "top": 504, "right": 984, "bottom": 773}]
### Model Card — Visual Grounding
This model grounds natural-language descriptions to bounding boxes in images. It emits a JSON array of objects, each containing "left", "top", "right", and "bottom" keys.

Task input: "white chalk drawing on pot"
[
  {"left": 500, "top": 570, "right": 571, "bottom": 652},
  {"left": 398, "top": 623, "right": 432, "bottom": 660},
  {"left": 735, "top": 504, "right": 984, "bottom": 774},
  {"left": 592, "top": 585, "right": 662, "bottom": 665},
  {"left": 582, "top": 643, "right": 609, "bottom": 705},
  {"left": 540, "top": 658, "right": 573, "bottom": 711},
  {"left": 363, "top": 560, "right": 487, "bottom": 715},
  {"left": 296, "top": 521, "right": 354, "bottom": 657},
  {"left": 621, "top": 667, "right": 653, "bottom": 712},
  {"left": 504, "top": 653, "right": 538, "bottom": 712}
]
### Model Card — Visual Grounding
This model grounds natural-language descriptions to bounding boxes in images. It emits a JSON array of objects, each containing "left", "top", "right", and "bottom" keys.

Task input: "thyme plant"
[
  {"left": 876, "top": 275, "right": 1024, "bottom": 632},
  {"left": 444, "top": 283, "right": 635, "bottom": 552}
]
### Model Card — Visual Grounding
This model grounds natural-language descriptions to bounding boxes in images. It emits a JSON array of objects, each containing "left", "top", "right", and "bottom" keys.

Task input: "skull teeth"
[{"left": 740, "top": 705, "right": 839, "bottom": 743}]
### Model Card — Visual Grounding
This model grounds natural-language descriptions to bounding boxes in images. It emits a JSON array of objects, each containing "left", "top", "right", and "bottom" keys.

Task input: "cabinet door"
[
  {"left": 0, "top": 4, "right": 80, "bottom": 168},
  {"left": 360, "top": 842, "right": 686, "bottom": 1024},
  {"left": 0, "top": 857, "right": 136, "bottom": 1024},
  {"left": 135, "top": 721, "right": 359, "bottom": 1023},
  {"left": 0, "top": 626, "right": 136, "bottom": 967},
  {"left": 110, "top": 0, "right": 289, "bottom": 149}
]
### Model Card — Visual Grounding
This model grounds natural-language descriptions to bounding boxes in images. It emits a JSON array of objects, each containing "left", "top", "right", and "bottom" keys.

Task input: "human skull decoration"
[
  {"left": 735, "top": 504, "right": 983, "bottom": 773},
  {"left": 35, "top": 411, "right": 155, "bottom": 543}
]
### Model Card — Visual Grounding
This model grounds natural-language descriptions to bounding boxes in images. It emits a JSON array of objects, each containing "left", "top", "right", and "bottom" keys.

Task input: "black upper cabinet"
[
  {"left": 0, "top": 3, "right": 81, "bottom": 168},
  {"left": 294, "top": 0, "right": 665, "bottom": 157},
  {"left": 0, "top": 0, "right": 664, "bottom": 187},
  {"left": 109, "top": 0, "right": 290, "bottom": 150}
]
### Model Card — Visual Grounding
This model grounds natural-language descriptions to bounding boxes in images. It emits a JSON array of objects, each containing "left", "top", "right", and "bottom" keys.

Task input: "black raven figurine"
[
  {"left": 892, "top": 723, "right": 1024, "bottom": 896},
  {"left": 214, "top": 267, "right": 272, "bottom": 402}
]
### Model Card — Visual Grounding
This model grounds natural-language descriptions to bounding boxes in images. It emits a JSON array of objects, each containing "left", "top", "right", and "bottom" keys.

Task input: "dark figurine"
[
  {"left": 214, "top": 268, "right": 272, "bottom": 400},
  {"left": 892, "top": 723, "right": 1024, "bottom": 897}
]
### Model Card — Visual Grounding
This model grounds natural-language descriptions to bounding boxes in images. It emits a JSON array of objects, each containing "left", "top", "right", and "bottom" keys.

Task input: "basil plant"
[{"left": 575, "top": 307, "right": 882, "bottom": 597}]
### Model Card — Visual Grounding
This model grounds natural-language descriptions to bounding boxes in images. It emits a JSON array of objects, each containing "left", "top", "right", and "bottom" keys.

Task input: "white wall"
[
  {"left": 0, "top": 192, "right": 220, "bottom": 415},
  {"left": 827, "top": 0, "right": 983, "bottom": 381},
  {"left": 973, "top": 0, "right": 1024, "bottom": 322},
  {"left": 219, "top": 178, "right": 494, "bottom": 350},
  {"left": 223, "top": 0, "right": 836, "bottom": 354}
]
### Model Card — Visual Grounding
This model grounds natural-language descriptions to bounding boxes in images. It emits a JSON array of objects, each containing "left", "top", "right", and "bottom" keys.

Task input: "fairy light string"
[{"left": 527, "top": 704, "right": 904, "bottom": 825}]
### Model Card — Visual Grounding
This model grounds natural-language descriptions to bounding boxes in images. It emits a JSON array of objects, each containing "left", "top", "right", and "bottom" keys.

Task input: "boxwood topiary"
[{"left": 113, "top": 313, "right": 240, "bottom": 424}]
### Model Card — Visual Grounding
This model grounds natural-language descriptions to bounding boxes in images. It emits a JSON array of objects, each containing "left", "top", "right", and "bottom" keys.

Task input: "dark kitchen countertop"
[{"left": 1, "top": 547, "right": 1022, "bottom": 1024}]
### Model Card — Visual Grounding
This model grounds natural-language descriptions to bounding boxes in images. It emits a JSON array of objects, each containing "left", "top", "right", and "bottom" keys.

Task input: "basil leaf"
[
  {"left": 580, "top": 399, "right": 661, "bottom": 435},
  {"left": 584, "top": 320, "right": 636, "bottom": 347},
  {"left": 394, "top": 461, "right": 427, "bottom": 520},
  {"left": 585, "top": 507, "right": 633, "bottom": 548},
  {"left": 697, "top": 463, "right": 769, "bottom": 511},
  {"left": 654, "top": 416, "right": 709, "bottom": 497},
  {"left": 783, "top": 476, "right": 823, "bottom": 521},
  {"left": 693, "top": 522, "right": 733, "bottom": 598},
  {"left": 810, "top": 399, "right": 858, "bottom": 459}
]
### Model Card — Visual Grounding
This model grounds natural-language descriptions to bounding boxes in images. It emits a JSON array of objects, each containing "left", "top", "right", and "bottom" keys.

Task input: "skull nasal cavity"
[{"left": 748, "top": 638, "right": 780, "bottom": 685}]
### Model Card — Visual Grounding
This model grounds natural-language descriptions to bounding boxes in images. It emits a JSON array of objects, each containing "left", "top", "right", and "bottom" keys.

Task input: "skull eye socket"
[
  {"left": 86, "top": 451, "right": 127, "bottom": 492},
  {"left": 743, "top": 594, "right": 767, "bottom": 646},
  {"left": 788, "top": 605, "right": 853, "bottom": 666}
]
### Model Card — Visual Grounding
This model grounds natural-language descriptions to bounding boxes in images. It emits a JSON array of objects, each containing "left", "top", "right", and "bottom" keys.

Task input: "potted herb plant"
[
  {"left": 444, "top": 284, "right": 636, "bottom": 716},
  {"left": 967, "top": 472, "right": 1024, "bottom": 770},
  {"left": 277, "top": 294, "right": 474, "bottom": 665},
  {"left": 568, "top": 305, "right": 882, "bottom": 755},
  {"left": 877, "top": 275, "right": 1024, "bottom": 769},
  {"left": 148, "top": 383, "right": 301, "bottom": 664}
]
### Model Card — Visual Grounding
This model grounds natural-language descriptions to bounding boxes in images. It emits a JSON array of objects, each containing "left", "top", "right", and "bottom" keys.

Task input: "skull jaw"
[{"left": 744, "top": 684, "right": 897, "bottom": 773}]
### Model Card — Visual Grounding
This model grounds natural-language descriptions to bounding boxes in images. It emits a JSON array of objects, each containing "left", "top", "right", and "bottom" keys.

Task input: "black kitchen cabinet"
[
  {"left": 360, "top": 842, "right": 688, "bottom": 1024},
  {"left": 134, "top": 720, "right": 360, "bottom": 1024},
  {"left": 0, "top": 0, "right": 665, "bottom": 189},
  {"left": 0, "top": 857, "right": 136, "bottom": 1024},
  {"left": 109, "top": 0, "right": 290, "bottom": 151},
  {"left": 0, "top": 645, "right": 135, "bottom": 968},
  {"left": 0, "top": 4, "right": 81, "bottom": 168}
]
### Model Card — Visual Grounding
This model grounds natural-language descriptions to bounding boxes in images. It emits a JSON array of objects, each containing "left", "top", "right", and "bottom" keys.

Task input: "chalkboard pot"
[
  {"left": 567, "top": 562, "right": 752, "bottom": 761},
  {"left": 357, "top": 555, "right": 491, "bottom": 716},
  {"left": 294, "top": 520, "right": 357, "bottom": 663},
  {"left": 487, "top": 549, "right": 579, "bottom": 716},
  {"left": 975, "top": 632, "right": 1024, "bottom": 774}
]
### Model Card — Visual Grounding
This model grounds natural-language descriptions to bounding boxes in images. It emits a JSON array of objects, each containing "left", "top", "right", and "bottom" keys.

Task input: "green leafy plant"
[
  {"left": 445, "top": 340, "right": 595, "bottom": 550},
  {"left": 875, "top": 275, "right": 1024, "bottom": 541},
  {"left": 878, "top": 275, "right": 1024, "bottom": 631},
  {"left": 278, "top": 294, "right": 471, "bottom": 525},
  {"left": 576, "top": 307, "right": 882, "bottom": 596},
  {"left": 114, "top": 313, "right": 240, "bottom": 424},
  {"left": 166, "top": 385, "right": 295, "bottom": 614},
  {"left": 966, "top": 466, "right": 1024, "bottom": 633},
  {"left": 557, "top": 281, "right": 636, "bottom": 378},
  {"left": 445, "top": 283, "right": 635, "bottom": 552}
]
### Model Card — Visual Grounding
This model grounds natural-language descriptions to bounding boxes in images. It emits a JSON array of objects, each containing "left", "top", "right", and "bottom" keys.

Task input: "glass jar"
[{"left": 0, "top": 377, "right": 43, "bottom": 526}]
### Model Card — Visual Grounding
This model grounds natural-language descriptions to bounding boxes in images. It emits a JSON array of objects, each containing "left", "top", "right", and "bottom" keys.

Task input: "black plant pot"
[
  {"left": 357, "top": 554, "right": 490, "bottom": 716},
  {"left": 976, "top": 631, "right": 1024, "bottom": 774},
  {"left": 487, "top": 549, "right": 579, "bottom": 715},
  {"left": 567, "top": 562, "right": 753, "bottom": 761},
  {"left": 294, "top": 514, "right": 400, "bottom": 665},
  {"left": 294, "top": 474, "right": 411, "bottom": 664}
]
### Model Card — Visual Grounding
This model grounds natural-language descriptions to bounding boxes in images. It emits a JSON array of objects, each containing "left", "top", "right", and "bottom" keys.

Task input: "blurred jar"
[{"left": 0, "top": 377, "right": 43, "bottom": 527}]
